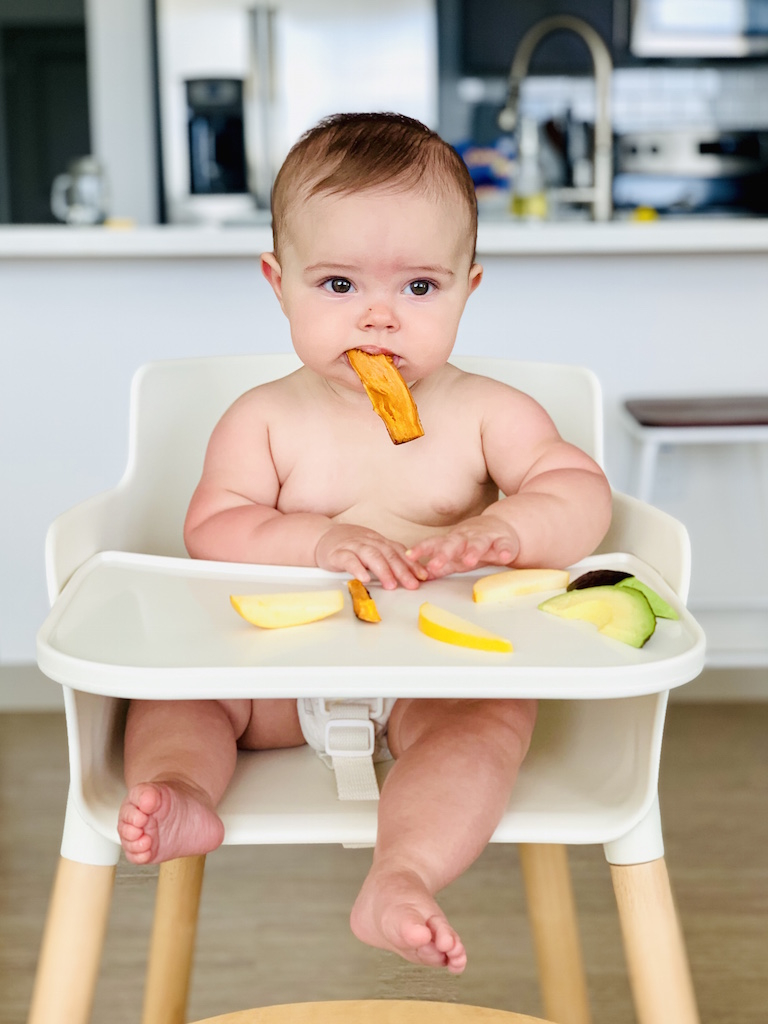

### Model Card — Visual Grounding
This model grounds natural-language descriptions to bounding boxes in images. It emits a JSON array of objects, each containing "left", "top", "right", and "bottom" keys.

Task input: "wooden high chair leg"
[
  {"left": 27, "top": 856, "right": 116, "bottom": 1024},
  {"left": 610, "top": 857, "right": 699, "bottom": 1024},
  {"left": 142, "top": 854, "right": 207, "bottom": 1024},
  {"left": 518, "top": 844, "right": 591, "bottom": 1024}
]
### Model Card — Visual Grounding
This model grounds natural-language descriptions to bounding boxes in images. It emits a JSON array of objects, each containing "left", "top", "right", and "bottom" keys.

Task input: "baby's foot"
[
  {"left": 118, "top": 781, "right": 225, "bottom": 865},
  {"left": 350, "top": 866, "right": 467, "bottom": 974}
]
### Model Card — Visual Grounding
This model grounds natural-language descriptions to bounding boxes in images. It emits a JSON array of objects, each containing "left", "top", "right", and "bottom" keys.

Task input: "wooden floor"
[{"left": 1, "top": 704, "right": 766, "bottom": 1024}]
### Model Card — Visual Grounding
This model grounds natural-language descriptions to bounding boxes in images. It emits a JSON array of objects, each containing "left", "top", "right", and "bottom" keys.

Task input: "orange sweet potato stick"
[{"left": 347, "top": 348, "right": 424, "bottom": 444}]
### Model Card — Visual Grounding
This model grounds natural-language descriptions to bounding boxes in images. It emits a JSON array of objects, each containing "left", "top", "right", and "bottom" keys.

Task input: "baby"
[{"left": 118, "top": 112, "right": 612, "bottom": 974}]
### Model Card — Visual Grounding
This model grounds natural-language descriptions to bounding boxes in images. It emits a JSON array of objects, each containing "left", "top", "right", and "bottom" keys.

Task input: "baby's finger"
[
  {"left": 352, "top": 545, "right": 412, "bottom": 591},
  {"left": 334, "top": 551, "right": 372, "bottom": 584},
  {"left": 488, "top": 539, "right": 516, "bottom": 565},
  {"left": 378, "top": 550, "right": 426, "bottom": 590}
]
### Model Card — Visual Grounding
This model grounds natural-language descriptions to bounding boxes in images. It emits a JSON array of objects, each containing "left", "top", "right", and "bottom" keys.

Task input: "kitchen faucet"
[{"left": 498, "top": 15, "right": 613, "bottom": 221}]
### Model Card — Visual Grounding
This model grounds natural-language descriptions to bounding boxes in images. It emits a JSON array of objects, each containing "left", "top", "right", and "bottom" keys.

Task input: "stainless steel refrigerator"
[{"left": 154, "top": 0, "right": 438, "bottom": 225}]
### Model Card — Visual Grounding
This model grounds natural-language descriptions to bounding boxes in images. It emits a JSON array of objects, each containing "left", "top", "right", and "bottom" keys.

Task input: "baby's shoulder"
[
  {"left": 225, "top": 369, "right": 304, "bottom": 416},
  {"left": 446, "top": 365, "right": 543, "bottom": 410},
  {"left": 443, "top": 367, "right": 558, "bottom": 442}
]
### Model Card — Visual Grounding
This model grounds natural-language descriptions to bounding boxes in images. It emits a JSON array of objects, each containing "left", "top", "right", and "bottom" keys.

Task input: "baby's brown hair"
[{"left": 270, "top": 112, "right": 477, "bottom": 262}]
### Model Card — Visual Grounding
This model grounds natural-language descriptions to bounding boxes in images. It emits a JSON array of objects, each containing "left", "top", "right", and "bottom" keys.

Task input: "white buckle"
[
  {"left": 324, "top": 719, "right": 375, "bottom": 758},
  {"left": 320, "top": 697, "right": 384, "bottom": 718}
]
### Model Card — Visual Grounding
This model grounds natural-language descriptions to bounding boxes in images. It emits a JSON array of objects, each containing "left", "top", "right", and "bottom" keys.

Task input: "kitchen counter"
[{"left": 2, "top": 218, "right": 768, "bottom": 259}]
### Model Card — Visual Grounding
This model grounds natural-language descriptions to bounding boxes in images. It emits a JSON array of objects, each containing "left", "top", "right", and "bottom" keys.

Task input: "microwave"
[{"left": 631, "top": 0, "right": 768, "bottom": 57}]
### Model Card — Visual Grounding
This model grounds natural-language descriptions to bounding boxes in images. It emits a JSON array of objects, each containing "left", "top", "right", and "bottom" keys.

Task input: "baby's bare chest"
[{"left": 270, "top": 409, "right": 495, "bottom": 530}]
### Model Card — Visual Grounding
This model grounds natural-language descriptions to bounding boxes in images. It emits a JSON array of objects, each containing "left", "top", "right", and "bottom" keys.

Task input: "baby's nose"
[{"left": 360, "top": 300, "right": 399, "bottom": 331}]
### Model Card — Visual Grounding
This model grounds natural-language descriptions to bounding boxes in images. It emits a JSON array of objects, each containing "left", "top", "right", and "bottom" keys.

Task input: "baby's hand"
[
  {"left": 315, "top": 524, "right": 429, "bottom": 590},
  {"left": 406, "top": 515, "right": 521, "bottom": 579}
]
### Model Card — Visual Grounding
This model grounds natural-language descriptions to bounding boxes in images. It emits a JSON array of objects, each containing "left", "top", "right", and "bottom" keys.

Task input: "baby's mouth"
[{"left": 345, "top": 346, "right": 403, "bottom": 368}]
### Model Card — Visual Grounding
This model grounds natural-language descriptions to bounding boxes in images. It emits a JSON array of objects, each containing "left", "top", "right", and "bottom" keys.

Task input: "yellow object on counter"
[
  {"left": 630, "top": 206, "right": 658, "bottom": 222},
  {"left": 104, "top": 217, "right": 137, "bottom": 230}
]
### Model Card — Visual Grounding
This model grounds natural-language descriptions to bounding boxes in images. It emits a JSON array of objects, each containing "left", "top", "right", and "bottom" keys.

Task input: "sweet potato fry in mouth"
[{"left": 347, "top": 348, "right": 424, "bottom": 445}]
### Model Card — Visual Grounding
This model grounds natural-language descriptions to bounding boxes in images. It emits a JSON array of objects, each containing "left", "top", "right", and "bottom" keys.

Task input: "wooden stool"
[{"left": 190, "top": 1002, "right": 556, "bottom": 1023}]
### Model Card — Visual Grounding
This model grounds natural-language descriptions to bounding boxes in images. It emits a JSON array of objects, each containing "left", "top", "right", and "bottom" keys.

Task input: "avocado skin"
[
  {"left": 567, "top": 569, "right": 633, "bottom": 591},
  {"left": 617, "top": 577, "right": 679, "bottom": 620}
]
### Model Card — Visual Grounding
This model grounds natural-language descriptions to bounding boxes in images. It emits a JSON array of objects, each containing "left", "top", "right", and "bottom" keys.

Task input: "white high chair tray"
[{"left": 37, "top": 551, "right": 705, "bottom": 700}]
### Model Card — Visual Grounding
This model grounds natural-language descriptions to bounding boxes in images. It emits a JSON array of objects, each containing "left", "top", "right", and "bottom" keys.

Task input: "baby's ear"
[
  {"left": 260, "top": 253, "right": 284, "bottom": 304},
  {"left": 468, "top": 262, "right": 483, "bottom": 293}
]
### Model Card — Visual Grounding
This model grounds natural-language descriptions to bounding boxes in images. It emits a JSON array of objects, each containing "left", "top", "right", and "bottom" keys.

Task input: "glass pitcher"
[{"left": 51, "top": 156, "right": 110, "bottom": 225}]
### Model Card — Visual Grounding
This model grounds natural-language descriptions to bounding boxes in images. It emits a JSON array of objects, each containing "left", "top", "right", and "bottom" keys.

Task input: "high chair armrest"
[
  {"left": 594, "top": 490, "right": 691, "bottom": 602},
  {"left": 45, "top": 486, "right": 128, "bottom": 602}
]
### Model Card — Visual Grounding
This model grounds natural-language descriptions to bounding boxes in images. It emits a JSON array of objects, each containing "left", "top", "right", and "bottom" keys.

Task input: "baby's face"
[{"left": 261, "top": 187, "right": 482, "bottom": 390}]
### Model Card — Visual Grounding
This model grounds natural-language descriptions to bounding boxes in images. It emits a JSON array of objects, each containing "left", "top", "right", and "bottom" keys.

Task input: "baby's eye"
[
  {"left": 406, "top": 280, "right": 434, "bottom": 297},
  {"left": 322, "top": 278, "right": 353, "bottom": 294}
]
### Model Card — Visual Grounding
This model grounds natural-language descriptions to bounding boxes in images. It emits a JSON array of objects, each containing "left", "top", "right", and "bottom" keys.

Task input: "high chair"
[{"left": 29, "top": 355, "right": 705, "bottom": 1024}]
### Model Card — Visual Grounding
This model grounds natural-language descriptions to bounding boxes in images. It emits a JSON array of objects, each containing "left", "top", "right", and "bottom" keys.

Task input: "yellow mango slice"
[
  {"left": 347, "top": 579, "right": 381, "bottom": 623},
  {"left": 230, "top": 589, "right": 344, "bottom": 629},
  {"left": 418, "top": 602, "right": 512, "bottom": 653},
  {"left": 347, "top": 348, "right": 424, "bottom": 444},
  {"left": 473, "top": 567, "right": 570, "bottom": 603}
]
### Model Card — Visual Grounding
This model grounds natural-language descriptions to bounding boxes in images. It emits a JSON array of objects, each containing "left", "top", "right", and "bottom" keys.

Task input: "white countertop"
[{"left": 2, "top": 219, "right": 768, "bottom": 259}]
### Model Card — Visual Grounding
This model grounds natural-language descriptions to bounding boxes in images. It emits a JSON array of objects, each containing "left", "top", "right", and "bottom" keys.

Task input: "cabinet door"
[
  {"left": 2, "top": 25, "right": 91, "bottom": 224},
  {"left": 447, "top": 0, "right": 620, "bottom": 77}
]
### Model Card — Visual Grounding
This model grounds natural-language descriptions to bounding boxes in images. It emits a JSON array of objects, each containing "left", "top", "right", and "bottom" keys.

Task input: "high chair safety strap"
[{"left": 323, "top": 702, "right": 381, "bottom": 801}]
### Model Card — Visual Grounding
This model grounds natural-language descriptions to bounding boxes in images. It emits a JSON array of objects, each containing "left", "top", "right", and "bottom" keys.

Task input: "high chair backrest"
[{"left": 46, "top": 355, "right": 603, "bottom": 599}]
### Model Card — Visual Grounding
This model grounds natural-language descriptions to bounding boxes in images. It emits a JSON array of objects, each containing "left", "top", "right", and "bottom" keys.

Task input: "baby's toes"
[
  {"left": 446, "top": 949, "right": 468, "bottom": 975},
  {"left": 118, "top": 819, "right": 145, "bottom": 843},
  {"left": 120, "top": 802, "right": 149, "bottom": 828},
  {"left": 428, "top": 915, "right": 458, "bottom": 953}
]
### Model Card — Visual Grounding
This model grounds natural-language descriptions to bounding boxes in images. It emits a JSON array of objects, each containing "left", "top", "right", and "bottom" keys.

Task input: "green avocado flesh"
[
  {"left": 616, "top": 577, "right": 679, "bottom": 620},
  {"left": 539, "top": 585, "right": 657, "bottom": 648}
]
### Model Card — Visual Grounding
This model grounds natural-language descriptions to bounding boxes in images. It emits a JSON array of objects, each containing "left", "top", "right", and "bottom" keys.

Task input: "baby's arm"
[
  {"left": 408, "top": 387, "right": 611, "bottom": 577},
  {"left": 184, "top": 390, "right": 425, "bottom": 589}
]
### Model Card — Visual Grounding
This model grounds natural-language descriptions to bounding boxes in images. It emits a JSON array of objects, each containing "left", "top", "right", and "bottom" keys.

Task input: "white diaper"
[{"left": 297, "top": 697, "right": 397, "bottom": 765}]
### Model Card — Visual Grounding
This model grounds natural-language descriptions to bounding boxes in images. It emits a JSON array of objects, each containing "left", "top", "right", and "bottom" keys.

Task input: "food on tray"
[
  {"left": 538, "top": 586, "right": 656, "bottom": 648},
  {"left": 616, "top": 577, "right": 679, "bottom": 620},
  {"left": 230, "top": 589, "right": 344, "bottom": 629},
  {"left": 347, "top": 579, "right": 381, "bottom": 623},
  {"left": 418, "top": 602, "right": 513, "bottom": 653},
  {"left": 567, "top": 569, "right": 632, "bottom": 590},
  {"left": 567, "top": 568, "right": 678, "bottom": 620},
  {"left": 472, "top": 567, "right": 570, "bottom": 602},
  {"left": 347, "top": 348, "right": 424, "bottom": 444}
]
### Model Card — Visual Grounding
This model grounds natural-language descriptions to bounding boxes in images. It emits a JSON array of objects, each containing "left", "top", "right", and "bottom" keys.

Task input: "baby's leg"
[
  {"left": 350, "top": 697, "right": 537, "bottom": 973},
  {"left": 119, "top": 697, "right": 303, "bottom": 864}
]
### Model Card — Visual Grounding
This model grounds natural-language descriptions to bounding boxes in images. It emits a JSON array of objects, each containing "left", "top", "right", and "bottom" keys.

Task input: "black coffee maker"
[{"left": 186, "top": 78, "right": 248, "bottom": 194}]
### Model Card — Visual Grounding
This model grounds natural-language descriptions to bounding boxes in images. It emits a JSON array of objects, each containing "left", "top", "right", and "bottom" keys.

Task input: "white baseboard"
[
  {"left": 1, "top": 664, "right": 64, "bottom": 711},
  {"left": 1, "top": 663, "right": 766, "bottom": 712}
]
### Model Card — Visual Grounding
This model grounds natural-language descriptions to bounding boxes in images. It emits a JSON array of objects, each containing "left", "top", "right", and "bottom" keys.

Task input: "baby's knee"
[
  {"left": 460, "top": 698, "right": 538, "bottom": 761},
  {"left": 215, "top": 697, "right": 256, "bottom": 738},
  {"left": 399, "top": 697, "right": 536, "bottom": 758}
]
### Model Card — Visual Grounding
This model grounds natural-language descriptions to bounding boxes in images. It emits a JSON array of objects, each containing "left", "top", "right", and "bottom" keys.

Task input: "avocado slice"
[
  {"left": 567, "top": 569, "right": 633, "bottom": 591},
  {"left": 616, "top": 577, "right": 679, "bottom": 620},
  {"left": 539, "top": 585, "right": 656, "bottom": 648}
]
